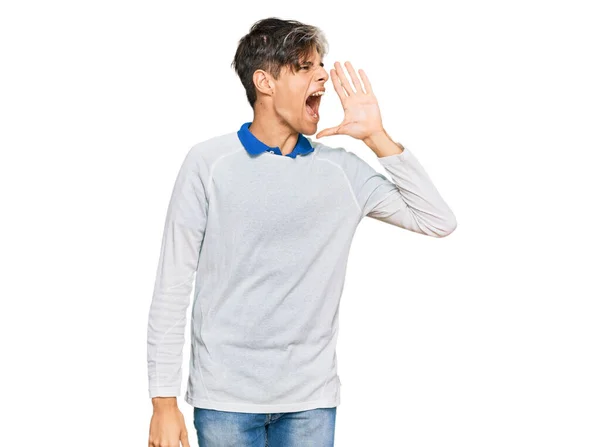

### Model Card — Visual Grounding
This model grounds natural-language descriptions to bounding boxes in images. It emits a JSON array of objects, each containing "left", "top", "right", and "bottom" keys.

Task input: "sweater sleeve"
[
  {"left": 347, "top": 146, "right": 457, "bottom": 237},
  {"left": 147, "top": 147, "right": 209, "bottom": 398}
]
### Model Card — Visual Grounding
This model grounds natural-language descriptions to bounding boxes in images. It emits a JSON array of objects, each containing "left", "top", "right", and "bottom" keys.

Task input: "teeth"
[{"left": 310, "top": 91, "right": 325, "bottom": 97}]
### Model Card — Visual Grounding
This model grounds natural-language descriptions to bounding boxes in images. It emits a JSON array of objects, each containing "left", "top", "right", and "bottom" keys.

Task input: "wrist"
[
  {"left": 362, "top": 128, "right": 404, "bottom": 157},
  {"left": 152, "top": 396, "right": 177, "bottom": 409},
  {"left": 362, "top": 129, "right": 387, "bottom": 147}
]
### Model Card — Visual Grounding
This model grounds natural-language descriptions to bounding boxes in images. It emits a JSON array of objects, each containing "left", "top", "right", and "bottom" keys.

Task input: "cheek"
[{"left": 274, "top": 90, "right": 305, "bottom": 112}]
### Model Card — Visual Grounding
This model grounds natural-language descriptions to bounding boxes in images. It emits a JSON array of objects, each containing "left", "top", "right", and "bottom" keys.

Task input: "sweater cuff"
[
  {"left": 149, "top": 387, "right": 181, "bottom": 399},
  {"left": 377, "top": 145, "right": 411, "bottom": 164}
]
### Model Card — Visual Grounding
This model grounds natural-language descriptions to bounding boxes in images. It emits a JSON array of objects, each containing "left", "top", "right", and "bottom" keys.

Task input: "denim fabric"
[{"left": 193, "top": 406, "right": 337, "bottom": 446}]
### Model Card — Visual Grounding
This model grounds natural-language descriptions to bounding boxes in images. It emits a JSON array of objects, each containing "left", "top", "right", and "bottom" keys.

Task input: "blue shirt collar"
[{"left": 237, "top": 122, "right": 314, "bottom": 159}]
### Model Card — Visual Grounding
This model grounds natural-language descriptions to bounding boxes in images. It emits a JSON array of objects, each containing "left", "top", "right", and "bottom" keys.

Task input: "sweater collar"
[{"left": 237, "top": 122, "right": 314, "bottom": 159}]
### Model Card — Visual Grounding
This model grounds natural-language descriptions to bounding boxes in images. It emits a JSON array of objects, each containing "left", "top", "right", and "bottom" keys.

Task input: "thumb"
[{"left": 316, "top": 126, "right": 341, "bottom": 139}]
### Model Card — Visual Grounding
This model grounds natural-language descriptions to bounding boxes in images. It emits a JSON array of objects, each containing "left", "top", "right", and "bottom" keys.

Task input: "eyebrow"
[{"left": 302, "top": 60, "right": 325, "bottom": 68}]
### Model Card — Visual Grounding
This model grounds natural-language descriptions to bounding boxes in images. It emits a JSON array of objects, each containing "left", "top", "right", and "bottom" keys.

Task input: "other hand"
[{"left": 148, "top": 403, "right": 190, "bottom": 447}]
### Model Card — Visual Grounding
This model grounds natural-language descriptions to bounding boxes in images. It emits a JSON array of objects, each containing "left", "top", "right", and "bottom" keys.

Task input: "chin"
[
  {"left": 302, "top": 124, "right": 318, "bottom": 136},
  {"left": 299, "top": 117, "right": 319, "bottom": 135}
]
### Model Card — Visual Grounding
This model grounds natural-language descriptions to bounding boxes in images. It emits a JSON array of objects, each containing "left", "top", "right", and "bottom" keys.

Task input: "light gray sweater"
[{"left": 147, "top": 127, "right": 457, "bottom": 413}]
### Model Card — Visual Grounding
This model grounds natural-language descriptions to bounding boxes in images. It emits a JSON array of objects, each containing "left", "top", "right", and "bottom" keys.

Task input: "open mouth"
[{"left": 305, "top": 91, "right": 324, "bottom": 120}]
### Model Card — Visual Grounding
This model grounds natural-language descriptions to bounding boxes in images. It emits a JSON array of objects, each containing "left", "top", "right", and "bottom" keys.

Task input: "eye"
[{"left": 300, "top": 66, "right": 310, "bottom": 70}]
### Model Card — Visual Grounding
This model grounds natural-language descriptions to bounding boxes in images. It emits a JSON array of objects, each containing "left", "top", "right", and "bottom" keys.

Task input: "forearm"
[
  {"left": 147, "top": 220, "right": 199, "bottom": 397},
  {"left": 358, "top": 130, "right": 457, "bottom": 237}
]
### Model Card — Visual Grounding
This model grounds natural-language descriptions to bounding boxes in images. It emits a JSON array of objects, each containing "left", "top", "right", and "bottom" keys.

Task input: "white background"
[{"left": 1, "top": 0, "right": 599, "bottom": 445}]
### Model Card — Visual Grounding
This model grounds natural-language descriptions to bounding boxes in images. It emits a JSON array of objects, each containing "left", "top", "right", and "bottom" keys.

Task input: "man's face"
[{"left": 270, "top": 48, "right": 329, "bottom": 135}]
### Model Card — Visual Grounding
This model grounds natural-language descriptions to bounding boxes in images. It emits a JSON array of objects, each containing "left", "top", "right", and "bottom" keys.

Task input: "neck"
[{"left": 249, "top": 109, "right": 300, "bottom": 156}]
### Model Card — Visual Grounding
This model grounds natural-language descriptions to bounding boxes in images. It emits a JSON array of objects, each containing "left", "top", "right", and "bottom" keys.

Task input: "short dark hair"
[{"left": 231, "top": 17, "right": 329, "bottom": 109}]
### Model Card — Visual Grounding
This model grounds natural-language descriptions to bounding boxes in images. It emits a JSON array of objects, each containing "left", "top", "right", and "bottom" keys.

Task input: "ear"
[{"left": 253, "top": 70, "right": 274, "bottom": 97}]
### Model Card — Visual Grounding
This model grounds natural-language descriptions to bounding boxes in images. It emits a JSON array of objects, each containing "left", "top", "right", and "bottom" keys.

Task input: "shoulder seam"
[
  {"left": 207, "top": 146, "right": 245, "bottom": 199},
  {"left": 315, "top": 150, "right": 362, "bottom": 215}
]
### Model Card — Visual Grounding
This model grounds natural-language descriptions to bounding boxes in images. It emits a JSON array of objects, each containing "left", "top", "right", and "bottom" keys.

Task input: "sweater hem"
[{"left": 184, "top": 392, "right": 340, "bottom": 413}]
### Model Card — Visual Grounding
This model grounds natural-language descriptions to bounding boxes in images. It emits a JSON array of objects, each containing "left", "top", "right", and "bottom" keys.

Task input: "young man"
[{"left": 147, "top": 17, "right": 457, "bottom": 447}]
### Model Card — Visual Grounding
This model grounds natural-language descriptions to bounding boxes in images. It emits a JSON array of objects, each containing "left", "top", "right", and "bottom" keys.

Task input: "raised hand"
[{"left": 316, "top": 61, "right": 385, "bottom": 140}]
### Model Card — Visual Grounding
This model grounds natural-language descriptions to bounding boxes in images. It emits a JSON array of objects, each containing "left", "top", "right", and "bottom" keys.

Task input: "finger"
[
  {"left": 358, "top": 68, "right": 374, "bottom": 95},
  {"left": 181, "top": 432, "right": 191, "bottom": 447},
  {"left": 329, "top": 68, "right": 348, "bottom": 100},
  {"left": 344, "top": 61, "right": 365, "bottom": 94},
  {"left": 334, "top": 61, "right": 355, "bottom": 95},
  {"left": 316, "top": 127, "right": 336, "bottom": 138},
  {"left": 316, "top": 125, "right": 341, "bottom": 139}
]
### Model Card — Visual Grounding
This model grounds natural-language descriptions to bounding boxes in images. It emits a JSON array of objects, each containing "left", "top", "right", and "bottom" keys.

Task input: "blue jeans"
[{"left": 193, "top": 407, "right": 337, "bottom": 446}]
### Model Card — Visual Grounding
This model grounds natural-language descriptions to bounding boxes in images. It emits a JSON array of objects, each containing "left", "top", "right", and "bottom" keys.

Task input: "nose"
[{"left": 317, "top": 66, "right": 329, "bottom": 84}]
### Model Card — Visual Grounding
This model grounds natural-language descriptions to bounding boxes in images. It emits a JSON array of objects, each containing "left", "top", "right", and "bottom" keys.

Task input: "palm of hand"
[{"left": 316, "top": 61, "right": 384, "bottom": 140}]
